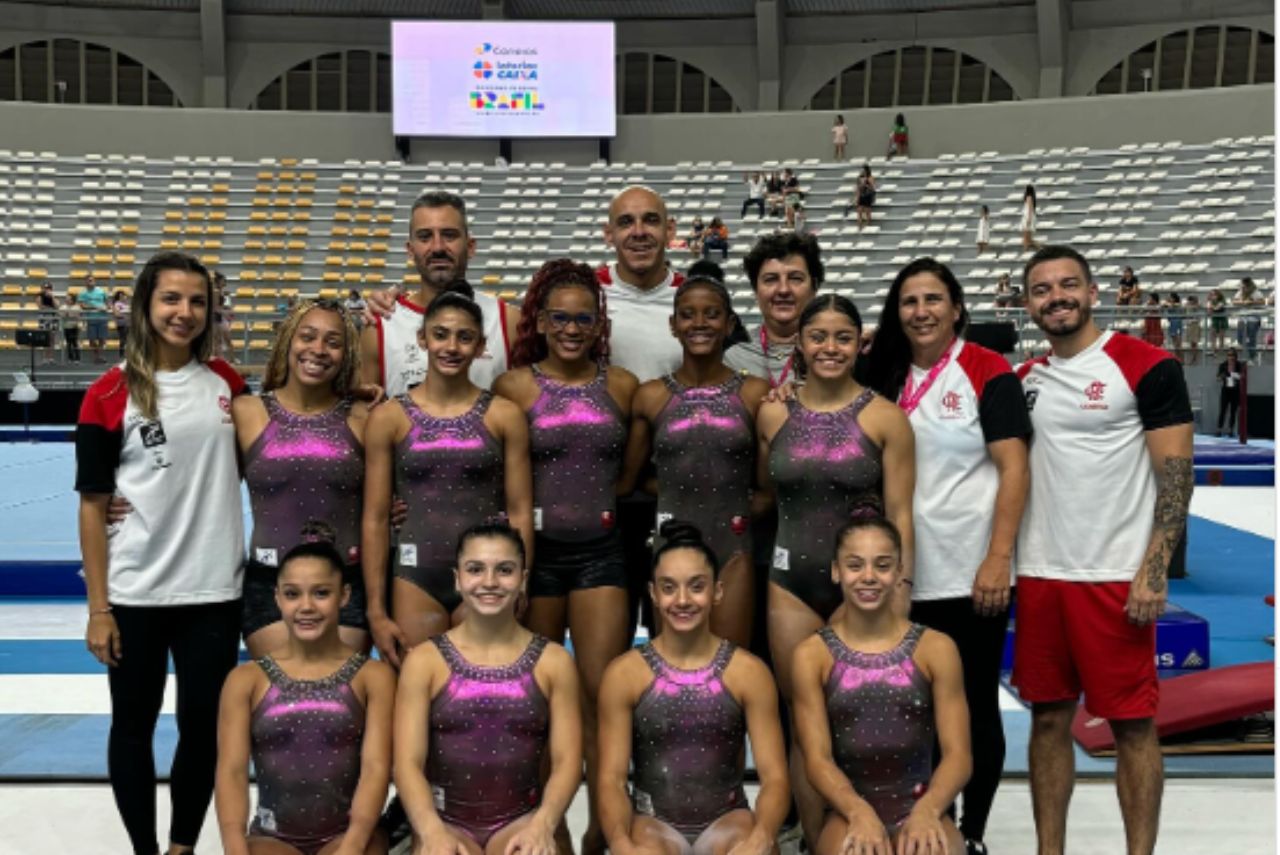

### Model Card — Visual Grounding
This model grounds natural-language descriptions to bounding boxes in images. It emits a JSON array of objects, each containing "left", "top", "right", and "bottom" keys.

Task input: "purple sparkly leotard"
[
  {"left": 528, "top": 364, "right": 625, "bottom": 541},
  {"left": 631, "top": 640, "right": 748, "bottom": 843},
  {"left": 394, "top": 391, "right": 503, "bottom": 611},
  {"left": 769, "top": 389, "right": 883, "bottom": 617},
  {"left": 821, "top": 624, "right": 933, "bottom": 831},
  {"left": 428, "top": 633, "right": 550, "bottom": 846},
  {"left": 652, "top": 373, "right": 754, "bottom": 564},
  {"left": 244, "top": 393, "right": 363, "bottom": 566},
  {"left": 249, "top": 652, "right": 368, "bottom": 855}
]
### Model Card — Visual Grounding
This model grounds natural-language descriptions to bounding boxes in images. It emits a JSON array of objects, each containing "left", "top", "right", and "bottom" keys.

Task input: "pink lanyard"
[
  {"left": 761, "top": 326, "right": 795, "bottom": 389},
  {"left": 898, "top": 340, "right": 956, "bottom": 416}
]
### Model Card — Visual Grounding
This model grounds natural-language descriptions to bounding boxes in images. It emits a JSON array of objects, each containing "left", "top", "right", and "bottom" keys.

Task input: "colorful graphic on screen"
[{"left": 392, "top": 21, "right": 616, "bottom": 137}]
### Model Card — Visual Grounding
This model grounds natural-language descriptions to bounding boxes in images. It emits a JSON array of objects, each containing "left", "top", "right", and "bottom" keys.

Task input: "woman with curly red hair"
[{"left": 494, "top": 258, "right": 639, "bottom": 855}]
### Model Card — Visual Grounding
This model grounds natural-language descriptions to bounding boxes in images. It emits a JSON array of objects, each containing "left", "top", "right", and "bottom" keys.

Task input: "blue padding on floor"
[
  {"left": 0, "top": 562, "right": 85, "bottom": 597},
  {"left": 0, "top": 714, "right": 178, "bottom": 779}
]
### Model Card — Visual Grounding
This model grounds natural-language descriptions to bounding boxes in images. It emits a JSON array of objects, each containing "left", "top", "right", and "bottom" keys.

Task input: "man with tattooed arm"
[{"left": 1012, "top": 245, "right": 1193, "bottom": 855}]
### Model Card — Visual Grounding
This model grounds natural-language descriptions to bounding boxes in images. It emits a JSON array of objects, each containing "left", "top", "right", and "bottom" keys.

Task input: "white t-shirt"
[
  {"left": 75, "top": 359, "right": 246, "bottom": 605},
  {"left": 596, "top": 263, "right": 684, "bottom": 383},
  {"left": 1016, "top": 331, "right": 1192, "bottom": 583},
  {"left": 375, "top": 292, "right": 509, "bottom": 395},
  {"left": 906, "top": 339, "right": 1031, "bottom": 600}
]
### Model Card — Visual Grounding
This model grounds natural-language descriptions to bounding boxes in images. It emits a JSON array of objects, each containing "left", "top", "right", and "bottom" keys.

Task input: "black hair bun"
[
  {"left": 443, "top": 278, "right": 476, "bottom": 301},
  {"left": 686, "top": 260, "right": 725, "bottom": 284},
  {"left": 657, "top": 519, "right": 706, "bottom": 547},
  {"left": 299, "top": 519, "right": 338, "bottom": 545}
]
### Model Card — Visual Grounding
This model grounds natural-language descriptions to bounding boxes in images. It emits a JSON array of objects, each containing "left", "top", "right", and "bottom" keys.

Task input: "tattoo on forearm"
[{"left": 1145, "top": 456, "right": 1193, "bottom": 592}]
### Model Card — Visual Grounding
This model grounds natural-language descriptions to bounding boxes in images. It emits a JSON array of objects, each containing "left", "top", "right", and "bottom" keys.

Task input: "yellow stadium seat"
[
  {"left": 242, "top": 255, "right": 263, "bottom": 265},
  {"left": 159, "top": 240, "right": 179, "bottom": 249},
  {"left": 116, "top": 254, "right": 136, "bottom": 264},
  {"left": 272, "top": 198, "right": 290, "bottom": 207},
  {"left": 188, "top": 211, "right": 206, "bottom": 221},
  {"left": 339, "top": 184, "right": 356, "bottom": 194},
  {"left": 250, "top": 211, "right": 269, "bottom": 221},
  {"left": 95, "top": 238, "right": 115, "bottom": 249},
  {"left": 181, "top": 240, "right": 200, "bottom": 250},
  {"left": 120, "top": 225, "right": 139, "bottom": 235},
  {"left": 300, "top": 171, "right": 316, "bottom": 181},
  {"left": 277, "top": 183, "right": 294, "bottom": 194},
  {"left": 376, "top": 214, "right": 393, "bottom": 223},
  {"left": 373, "top": 228, "right": 391, "bottom": 239},
  {"left": 114, "top": 270, "right": 133, "bottom": 280},
  {"left": 355, "top": 213, "right": 372, "bottom": 223},
  {"left": 200, "top": 255, "right": 220, "bottom": 266},
  {"left": 261, "top": 270, "right": 281, "bottom": 281},
  {"left": 92, "top": 253, "right": 113, "bottom": 264},
  {"left": 188, "top": 196, "right": 208, "bottom": 206},
  {"left": 331, "top": 226, "right": 350, "bottom": 237},
  {"left": 210, "top": 211, "right": 227, "bottom": 221},
  {"left": 322, "top": 271, "right": 341, "bottom": 282},
  {"left": 211, "top": 197, "right": 228, "bottom": 207},
  {"left": 245, "top": 239, "right": 265, "bottom": 250},
  {"left": 271, "top": 212, "right": 288, "bottom": 221},
  {"left": 263, "top": 255, "right": 285, "bottom": 266},
  {"left": 365, "top": 272, "right": 385, "bottom": 284},
  {"left": 119, "top": 238, "right": 138, "bottom": 249},
  {"left": 248, "top": 225, "right": 267, "bottom": 236},
  {"left": 92, "top": 269, "right": 110, "bottom": 279},
  {"left": 296, "top": 198, "right": 312, "bottom": 208},
  {"left": 1, "top": 286, "right": 22, "bottom": 296},
  {"left": 298, "top": 184, "right": 315, "bottom": 194},
  {"left": 266, "top": 240, "right": 286, "bottom": 250},
  {"left": 481, "top": 274, "right": 501, "bottom": 286},
  {"left": 294, "top": 212, "right": 311, "bottom": 222},
  {"left": 334, "top": 212, "right": 352, "bottom": 222},
  {"left": 206, "top": 225, "right": 225, "bottom": 236},
  {"left": 283, "top": 271, "right": 302, "bottom": 282},
  {"left": 319, "top": 288, "right": 340, "bottom": 299},
  {"left": 164, "top": 211, "right": 182, "bottom": 220},
  {"left": 184, "top": 224, "right": 205, "bottom": 235},
  {"left": 368, "top": 258, "right": 386, "bottom": 269},
  {"left": 236, "top": 287, "right": 256, "bottom": 298},
  {"left": 241, "top": 270, "right": 261, "bottom": 281},
  {"left": 27, "top": 267, "right": 48, "bottom": 278},
  {"left": 371, "top": 242, "right": 389, "bottom": 253},
  {"left": 269, "top": 226, "right": 288, "bottom": 236},
  {"left": 325, "top": 256, "right": 343, "bottom": 266},
  {"left": 336, "top": 198, "right": 354, "bottom": 208},
  {"left": 69, "top": 269, "right": 89, "bottom": 279},
  {"left": 289, "top": 226, "right": 308, "bottom": 236},
  {"left": 287, "top": 240, "right": 306, "bottom": 251},
  {"left": 255, "top": 184, "right": 273, "bottom": 193},
  {"left": 349, "top": 241, "right": 368, "bottom": 252},
  {"left": 253, "top": 198, "right": 269, "bottom": 207},
  {"left": 212, "top": 183, "right": 230, "bottom": 193},
  {"left": 285, "top": 255, "right": 303, "bottom": 266},
  {"left": 279, "top": 158, "right": 297, "bottom": 167},
  {"left": 342, "top": 272, "right": 362, "bottom": 282},
  {"left": 162, "top": 224, "right": 181, "bottom": 235},
  {"left": 202, "top": 241, "right": 221, "bottom": 250},
  {"left": 356, "top": 199, "right": 375, "bottom": 209},
  {"left": 345, "top": 256, "right": 365, "bottom": 267},
  {"left": 71, "top": 253, "right": 92, "bottom": 264},
  {"left": 328, "top": 241, "right": 348, "bottom": 251}
]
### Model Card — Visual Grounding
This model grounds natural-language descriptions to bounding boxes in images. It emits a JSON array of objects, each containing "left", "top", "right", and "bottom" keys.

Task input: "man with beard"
[
  {"left": 1014, "top": 245, "right": 1192, "bottom": 855},
  {"left": 596, "top": 185, "right": 686, "bottom": 382},
  {"left": 725, "top": 232, "right": 823, "bottom": 386},
  {"left": 358, "top": 190, "right": 520, "bottom": 394}
]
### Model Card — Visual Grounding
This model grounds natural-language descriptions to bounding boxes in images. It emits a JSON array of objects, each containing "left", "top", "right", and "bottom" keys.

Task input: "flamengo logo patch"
[
  {"left": 1081, "top": 380, "right": 1108, "bottom": 410},
  {"left": 940, "top": 390, "right": 963, "bottom": 417}
]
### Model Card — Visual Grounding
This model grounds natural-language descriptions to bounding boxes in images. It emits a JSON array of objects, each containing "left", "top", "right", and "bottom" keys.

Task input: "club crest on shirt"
[
  {"left": 218, "top": 395, "right": 232, "bottom": 423},
  {"left": 1081, "top": 380, "right": 1108, "bottom": 410},
  {"left": 940, "top": 390, "right": 964, "bottom": 418}
]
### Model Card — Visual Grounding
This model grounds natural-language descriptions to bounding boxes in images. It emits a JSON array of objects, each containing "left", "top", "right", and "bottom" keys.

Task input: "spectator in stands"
[
  {"left": 1163, "top": 293, "right": 1184, "bottom": 357},
  {"left": 1184, "top": 294, "right": 1202, "bottom": 365},
  {"left": 852, "top": 164, "right": 877, "bottom": 229},
  {"left": 792, "top": 202, "right": 810, "bottom": 236},
  {"left": 887, "top": 112, "right": 909, "bottom": 158},
  {"left": 994, "top": 273, "right": 1013, "bottom": 318},
  {"left": 60, "top": 292, "right": 82, "bottom": 364},
  {"left": 344, "top": 288, "right": 366, "bottom": 328},
  {"left": 212, "top": 271, "right": 235, "bottom": 364},
  {"left": 832, "top": 114, "right": 848, "bottom": 160},
  {"left": 1217, "top": 348, "right": 1244, "bottom": 436},
  {"left": 1207, "top": 288, "right": 1229, "bottom": 354},
  {"left": 1234, "top": 276, "right": 1264, "bottom": 362},
  {"left": 110, "top": 290, "right": 130, "bottom": 357},
  {"left": 687, "top": 216, "right": 707, "bottom": 257},
  {"left": 702, "top": 217, "right": 730, "bottom": 260},
  {"left": 80, "top": 276, "right": 109, "bottom": 364},
  {"left": 782, "top": 168, "right": 803, "bottom": 228},
  {"left": 38, "top": 281, "right": 59, "bottom": 364},
  {"left": 741, "top": 171, "right": 766, "bottom": 218},
  {"left": 1142, "top": 292, "right": 1164, "bottom": 348},
  {"left": 1116, "top": 267, "right": 1141, "bottom": 306},
  {"left": 1019, "top": 185, "right": 1037, "bottom": 251},
  {"left": 976, "top": 204, "right": 991, "bottom": 254},
  {"left": 765, "top": 171, "right": 784, "bottom": 217},
  {"left": 666, "top": 216, "right": 689, "bottom": 252}
]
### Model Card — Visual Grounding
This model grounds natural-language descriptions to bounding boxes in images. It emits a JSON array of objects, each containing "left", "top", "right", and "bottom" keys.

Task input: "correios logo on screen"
[{"left": 470, "top": 40, "right": 543, "bottom": 111}]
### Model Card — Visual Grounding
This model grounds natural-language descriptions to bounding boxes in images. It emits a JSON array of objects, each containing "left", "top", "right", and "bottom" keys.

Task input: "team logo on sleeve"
[{"left": 1081, "top": 380, "right": 1109, "bottom": 411}]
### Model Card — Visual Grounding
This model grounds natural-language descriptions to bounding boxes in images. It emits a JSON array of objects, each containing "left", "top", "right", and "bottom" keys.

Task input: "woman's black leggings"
[
  {"left": 910, "top": 595, "right": 1011, "bottom": 842},
  {"left": 1218, "top": 388, "right": 1240, "bottom": 432},
  {"left": 108, "top": 601, "right": 241, "bottom": 854}
]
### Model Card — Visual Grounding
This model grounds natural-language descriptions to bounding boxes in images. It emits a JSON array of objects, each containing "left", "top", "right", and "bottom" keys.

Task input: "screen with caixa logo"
[{"left": 391, "top": 21, "right": 617, "bottom": 138}]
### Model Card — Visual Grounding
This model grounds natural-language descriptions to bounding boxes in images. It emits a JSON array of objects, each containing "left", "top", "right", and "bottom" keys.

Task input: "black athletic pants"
[
  {"left": 108, "top": 600, "right": 241, "bottom": 854},
  {"left": 1218, "top": 387, "right": 1240, "bottom": 433},
  {"left": 909, "top": 595, "right": 1010, "bottom": 843}
]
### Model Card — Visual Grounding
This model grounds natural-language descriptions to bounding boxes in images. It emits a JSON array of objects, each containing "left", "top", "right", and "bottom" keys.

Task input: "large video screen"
[{"left": 391, "top": 21, "right": 617, "bottom": 138}]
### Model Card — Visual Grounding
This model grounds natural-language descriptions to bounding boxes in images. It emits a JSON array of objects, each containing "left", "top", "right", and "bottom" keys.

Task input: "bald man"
[{"left": 595, "top": 185, "right": 686, "bottom": 382}]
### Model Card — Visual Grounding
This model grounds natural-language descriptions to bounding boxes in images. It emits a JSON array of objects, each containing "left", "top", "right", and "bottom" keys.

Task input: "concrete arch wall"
[
  {"left": 784, "top": 38, "right": 1036, "bottom": 111},
  {"left": 616, "top": 48, "right": 753, "bottom": 111},
  {"left": 1066, "top": 16, "right": 1275, "bottom": 96},
  {"left": 0, "top": 31, "right": 202, "bottom": 108}
]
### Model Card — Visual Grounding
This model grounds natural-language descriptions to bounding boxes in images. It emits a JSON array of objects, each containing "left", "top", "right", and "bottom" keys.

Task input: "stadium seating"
[{"left": 0, "top": 138, "right": 1272, "bottom": 367}]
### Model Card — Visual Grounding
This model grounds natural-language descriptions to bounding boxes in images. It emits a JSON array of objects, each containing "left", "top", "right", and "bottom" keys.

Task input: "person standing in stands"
[
  {"left": 359, "top": 190, "right": 520, "bottom": 394},
  {"left": 860, "top": 257, "right": 1031, "bottom": 855},
  {"left": 80, "top": 275, "right": 110, "bottom": 364},
  {"left": 77, "top": 252, "right": 246, "bottom": 855},
  {"left": 1216, "top": 347, "right": 1244, "bottom": 437},
  {"left": 62, "top": 291, "right": 83, "bottom": 363},
  {"left": 111, "top": 290, "right": 131, "bottom": 357},
  {"left": 1015, "top": 245, "right": 1193, "bottom": 855},
  {"left": 1019, "top": 185, "right": 1038, "bottom": 252},
  {"left": 741, "top": 172, "right": 766, "bottom": 218},
  {"left": 832, "top": 114, "right": 849, "bottom": 160},
  {"left": 888, "top": 113, "right": 910, "bottom": 158}
]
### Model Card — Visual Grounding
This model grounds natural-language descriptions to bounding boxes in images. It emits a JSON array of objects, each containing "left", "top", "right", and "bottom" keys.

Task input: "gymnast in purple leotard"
[
  {"left": 598, "top": 521, "right": 790, "bottom": 855},
  {"left": 394, "top": 522, "right": 582, "bottom": 855},
  {"left": 622, "top": 262, "right": 770, "bottom": 648},
  {"left": 790, "top": 516, "right": 971, "bottom": 855},
  {"left": 216, "top": 539, "right": 397, "bottom": 855}
]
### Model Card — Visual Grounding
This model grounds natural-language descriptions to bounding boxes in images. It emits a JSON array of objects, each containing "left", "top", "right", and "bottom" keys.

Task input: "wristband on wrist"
[{"left": 90, "top": 606, "right": 113, "bottom": 616}]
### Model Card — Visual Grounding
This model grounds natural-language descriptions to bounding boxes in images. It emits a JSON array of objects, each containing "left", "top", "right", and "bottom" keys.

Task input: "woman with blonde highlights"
[{"left": 235, "top": 298, "right": 375, "bottom": 658}]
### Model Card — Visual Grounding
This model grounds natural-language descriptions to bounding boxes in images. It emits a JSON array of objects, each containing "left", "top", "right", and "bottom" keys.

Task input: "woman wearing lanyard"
[{"left": 859, "top": 257, "right": 1030, "bottom": 855}]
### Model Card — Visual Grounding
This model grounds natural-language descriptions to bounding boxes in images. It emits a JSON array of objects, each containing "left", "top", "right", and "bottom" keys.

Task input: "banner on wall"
[{"left": 391, "top": 21, "right": 617, "bottom": 138}]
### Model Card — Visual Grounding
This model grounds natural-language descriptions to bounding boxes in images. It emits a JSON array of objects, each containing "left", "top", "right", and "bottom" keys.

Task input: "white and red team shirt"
[
  {"left": 375, "top": 292, "right": 509, "bottom": 395},
  {"left": 908, "top": 339, "right": 1031, "bottom": 600},
  {"left": 1016, "top": 330, "right": 1192, "bottom": 583},
  {"left": 596, "top": 263, "right": 685, "bottom": 383},
  {"left": 75, "top": 359, "right": 247, "bottom": 606}
]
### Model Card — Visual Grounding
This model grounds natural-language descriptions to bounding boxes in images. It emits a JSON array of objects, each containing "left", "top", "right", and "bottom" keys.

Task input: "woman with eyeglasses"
[
  {"left": 234, "top": 298, "right": 374, "bottom": 659},
  {"left": 362, "top": 283, "right": 533, "bottom": 667},
  {"left": 494, "top": 258, "right": 637, "bottom": 855},
  {"left": 621, "top": 261, "right": 770, "bottom": 650}
]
